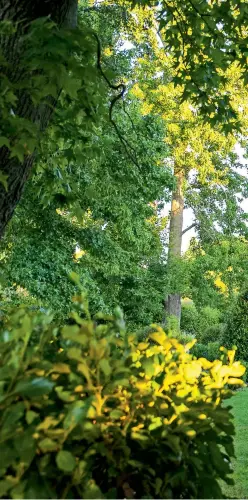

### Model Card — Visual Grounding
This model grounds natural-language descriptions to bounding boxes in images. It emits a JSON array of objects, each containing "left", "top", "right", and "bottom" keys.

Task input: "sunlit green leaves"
[
  {"left": 56, "top": 450, "right": 76, "bottom": 472},
  {"left": 14, "top": 377, "right": 55, "bottom": 397}
]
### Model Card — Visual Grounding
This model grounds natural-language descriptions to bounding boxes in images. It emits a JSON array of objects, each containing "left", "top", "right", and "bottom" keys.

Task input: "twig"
[{"left": 92, "top": 31, "right": 141, "bottom": 168}]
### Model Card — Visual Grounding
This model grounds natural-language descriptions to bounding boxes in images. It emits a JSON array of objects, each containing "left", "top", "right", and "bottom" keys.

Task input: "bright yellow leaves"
[
  {"left": 141, "top": 102, "right": 154, "bottom": 115},
  {"left": 131, "top": 53, "right": 238, "bottom": 180},
  {"left": 131, "top": 325, "right": 247, "bottom": 413},
  {"left": 198, "top": 413, "right": 207, "bottom": 420},
  {"left": 205, "top": 270, "right": 228, "bottom": 296},
  {"left": 227, "top": 349, "right": 235, "bottom": 364},
  {"left": 103, "top": 47, "right": 113, "bottom": 57},
  {"left": 73, "top": 247, "right": 86, "bottom": 262},
  {"left": 184, "top": 338, "right": 197, "bottom": 351},
  {"left": 186, "top": 429, "right": 196, "bottom": 438},
  {"left": 214, "top": 276, "right": 228, "bottom": 294},
  {"left": 137, "top": 342, "right": 149, "bottom": 351},
  {"left": 149, "top": 329, "right": 166, "bottom": 345},
  {"left": 56, "top": 309, "right": 245, "bottom": 464},
  {"left": 184, "top": 361, "right": 202, "bottom": 382},
  {"left": 228, "top": 361, "right": 246, "bottom": 378},
  {"left": 131, "top": 83, "right": 145, "bottom": 100},
  {"left": 198, "top": 358, "right": 212, "bottom": 370}
]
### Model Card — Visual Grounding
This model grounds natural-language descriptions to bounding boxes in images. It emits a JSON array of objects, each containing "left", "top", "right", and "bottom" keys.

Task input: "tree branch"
[
  {"left": 182, "top": 222, "right": 196, "bottom": 236},
  {"left": 92, "top": 31, "right": 141, "bottom": 168}
]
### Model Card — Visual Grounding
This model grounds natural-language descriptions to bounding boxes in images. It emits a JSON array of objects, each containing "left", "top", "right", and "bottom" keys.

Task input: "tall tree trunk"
[
  {"left": 165, "top": 167, "right": 184, "bottom": 324},
  {"left": 0, "top": 0, "right": 77, "bottom": 237}
]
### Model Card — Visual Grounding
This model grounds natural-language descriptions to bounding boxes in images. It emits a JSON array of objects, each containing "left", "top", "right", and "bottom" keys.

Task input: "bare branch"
[
  {"left": 182, "top": 222, "right": 196, "bottom": 236},
  {"left": 92, "top": 32, "right": 141, "bottom": 168}
]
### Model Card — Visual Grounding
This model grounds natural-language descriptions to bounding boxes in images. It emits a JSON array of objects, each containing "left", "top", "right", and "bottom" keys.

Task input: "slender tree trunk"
[
  {"left": 165, "top": 167, "right": 184, "bottom": 324},
  {"left": 0, "top": 0, "right": 77, "bottom": 237}
]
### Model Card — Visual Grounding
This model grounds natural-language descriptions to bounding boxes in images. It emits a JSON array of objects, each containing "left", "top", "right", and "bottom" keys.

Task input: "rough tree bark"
[
  {"left": 0, "top": 0, "right": 78, "bottom": 237},
  {"left": 165, "top": 167, "right": 185, "bottom": 324}
]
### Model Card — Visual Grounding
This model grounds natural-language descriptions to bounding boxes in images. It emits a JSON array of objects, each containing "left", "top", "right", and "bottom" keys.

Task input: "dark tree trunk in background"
[
  {"left": 0, "top": 0, "right": 78, "bottom": 237},
  {"left": 165, "top": 167, "right": 184, "bottom": 325}
]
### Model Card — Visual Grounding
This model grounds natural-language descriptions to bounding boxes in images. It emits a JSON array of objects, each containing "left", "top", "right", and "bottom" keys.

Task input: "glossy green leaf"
[
  {"left": 56, "top": 450, "right": 76, "bottom": 472},
  {"left": 14, "top": 377, "right": 54, "bottom": 397}
]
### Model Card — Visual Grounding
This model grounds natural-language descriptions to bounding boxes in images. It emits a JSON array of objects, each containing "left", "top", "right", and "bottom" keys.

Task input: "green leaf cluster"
[
  {"left": 131, "top": 0, "right": 248, "bottom": 128},
  {"left": 224, "top": 290, "right": 248, "bottom": 361},
  {"left": 0, "top": 293, "right": 245, "bottom": 498},
  {"left": 0, "top": 93, "right": 172, "bottom": 327},
  {"left": 0, "top": 15, "right": 106, "bottom": 167}
]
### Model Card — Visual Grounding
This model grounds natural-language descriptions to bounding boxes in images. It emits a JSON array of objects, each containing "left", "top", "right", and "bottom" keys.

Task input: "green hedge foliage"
[
  {"left": 0, "top": 291, "right": 245, "bottom": 499},
  {"left": 225, "top": 290, "right": 248, "bottom": 361},
  {"left": 180, "top": 303, "right": 199, "bottom": 336},
  {"left": 191, "top": 342, "right": 222, "bottom": 362},
  {"left": 200, "top": 323, "right": 226, "bottom": 345}
]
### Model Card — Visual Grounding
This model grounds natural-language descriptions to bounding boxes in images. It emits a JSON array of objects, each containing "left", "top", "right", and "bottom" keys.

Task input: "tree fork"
[{"left": 0, "top": 0, "right": 77, "bottom": 238}]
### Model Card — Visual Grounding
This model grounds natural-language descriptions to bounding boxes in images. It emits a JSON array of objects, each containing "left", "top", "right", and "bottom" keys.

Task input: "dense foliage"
[
  {"left": 225, "top": 290, "right": 248, "bottom": 361},
  {"left": 0, "top": 104, "right": 171, "bottom": 324},
  {"left": 0, "top": 289, "right": 245, "bottom": 499},
  {"left": 0, "top": 1, "right": 248, "bottom": 498}
]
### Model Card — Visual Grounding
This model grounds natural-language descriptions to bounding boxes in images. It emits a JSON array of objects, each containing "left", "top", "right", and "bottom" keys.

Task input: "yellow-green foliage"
[{"left": 0, "top": 292, "right": 245, "bottom": 499}]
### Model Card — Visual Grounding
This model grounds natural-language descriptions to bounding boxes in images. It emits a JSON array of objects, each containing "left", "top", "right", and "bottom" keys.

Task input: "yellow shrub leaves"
[{"left": 0, "top": 303, "right": 245, "bottom": 499}]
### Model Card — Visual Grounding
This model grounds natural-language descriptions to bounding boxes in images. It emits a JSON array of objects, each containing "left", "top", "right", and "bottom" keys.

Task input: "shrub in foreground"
[{"left": 0, "top": 293, "right": 245, "bottom": 499}]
